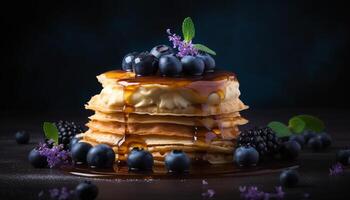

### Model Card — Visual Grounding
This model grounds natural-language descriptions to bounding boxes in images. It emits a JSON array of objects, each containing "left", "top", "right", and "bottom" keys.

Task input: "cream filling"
[{"left": 97, "top": 77, "right": 241, "bottom": 110}]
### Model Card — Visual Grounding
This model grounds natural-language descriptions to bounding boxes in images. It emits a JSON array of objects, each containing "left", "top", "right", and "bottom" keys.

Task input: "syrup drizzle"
[{"left": 193, "top": 126, "right": 198, "bottom": 142}]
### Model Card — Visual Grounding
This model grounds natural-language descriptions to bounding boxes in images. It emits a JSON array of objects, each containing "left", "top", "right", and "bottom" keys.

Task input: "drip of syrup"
[{"left": 193, "top": 126, "right": 198, "bottom": 143}]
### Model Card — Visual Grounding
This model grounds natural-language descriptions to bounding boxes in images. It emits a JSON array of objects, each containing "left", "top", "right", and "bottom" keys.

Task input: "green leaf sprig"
[
  {"left": 181, "top": 17, "right": 216, "bottom": 55},
  {"left": 268, "top": 114, "right": 325, "bottom": 138},
  {"left": 43, "top": 122, "right": 59, "bottom": 145}
]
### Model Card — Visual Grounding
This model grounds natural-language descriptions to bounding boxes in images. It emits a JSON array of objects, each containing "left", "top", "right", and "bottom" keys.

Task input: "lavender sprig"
[
  {"left": 39, "top": 187, "right": 75, "bottom": 200},
  {"left": 201, "top": 179, "right": 215, "bottom": 199},
  {"left": 37, "top": 142, "right": 71, "bottom": 168},
  {"left": 329, "top": 163, "right": 344, "bottom": 176},
  {"left": 239, "top": 186, "right": 285, "bottom": 200},
  {"left": 167, "top": 29, "right": 198, "bottom": 58}
]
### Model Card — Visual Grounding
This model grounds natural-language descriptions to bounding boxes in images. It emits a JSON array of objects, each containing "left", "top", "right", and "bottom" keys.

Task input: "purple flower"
[
  {"left": 239, "top": 185, "right": 285, "bottom": 200},
  {"left": 38, "top": 142, "right": 71, "bottom": 168},
  {"left": 48, "top": 187, "right": 74, "bottom": 200},
  {"left": 329, "top": 163, "right": 344, "bottom": 176},
  {"left": 202, "top": 180, "right": 208, "bottom": 185},
  {"left": 166, "top": 29, "right": 198, "bottom": 57},
  {"left": 202, "top": 189, "right": 215, "bottom": 198}
]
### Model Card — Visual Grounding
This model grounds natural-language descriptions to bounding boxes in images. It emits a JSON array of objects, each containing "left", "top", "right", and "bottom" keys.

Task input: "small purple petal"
[
  {"left": 202, "top": 189, "right": 215, "bottom": 199},
  {"left": 329, "top": 163, "right": 344, "bottom": 176},
  {"left": 239, "top": 185, "right": 285, "bottom": 200}
]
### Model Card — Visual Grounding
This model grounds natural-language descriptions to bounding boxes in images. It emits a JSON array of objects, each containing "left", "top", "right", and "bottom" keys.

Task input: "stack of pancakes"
[{"left": 80, "top": 70, "right": 248, "bottom": 165}]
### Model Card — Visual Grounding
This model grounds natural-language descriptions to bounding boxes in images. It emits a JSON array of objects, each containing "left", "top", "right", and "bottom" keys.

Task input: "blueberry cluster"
[
  {"left": 288, "top": 130, "right": 332, "bottom": 151},
  {"left": 71, "top": 142, "right": 115, "bottom": 168},
  {"left": 122, "top": 45, "right": 215, "bottom": 77},
  {"left": 237, "top": 127, "right": 281, "bottom": 157},
  {"left": 55, "top": 120, "right": 83, "bottom": 150},
  {"left": 71, "top": 139, "right": 190, "bottom": 173}
]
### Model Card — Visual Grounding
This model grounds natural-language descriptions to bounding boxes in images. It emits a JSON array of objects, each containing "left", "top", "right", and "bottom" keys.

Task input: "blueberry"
[
  {"left": 316, "top": 132, "right": 332, "bottom": 148},
  {"left": 181, "top": 56, "right": 205, "bottom": 76},
  {"left": 87, "top": 144, "right": 115, "bottom": 168},
  {"left": 165, "top": 150, "right": 190, "bottom": 173},
  {"left": 69, "top": 137, "right": 81, "bottom": 150},
  {"left": 234, "top": 146, "right": 259, "bottom": 167},
  {"left": 122, "top": 52, "right": 138, "bottom": 72},
  {"left": 279, "top": 169, "right": 299, "bottom": 187},
  {"left": 197, "top": 53, "right": 215, "bottom": 72},
  {"left": 15, "top": 131, "right": 30, "bottom": 144},
  {"left": 127, "top": 148, "right": 154, "bottom": 171},
  {"left": 289, "top": 135, "right": 305, "bottom": 148},
  {"left": 159, "top": 55, "right": 182, "bottom": 77},
  {"left": 302, "top": 130, "right": 317, "bottom": 143},
  {"left": 336, "top": 149, "right": 350, "bottom": 165},
  {"left": 150, "top": 45, "right": 174, "bottom": 59},
  {"left": 280, "top": 141, "right": 301, "bottom": 159},
  {"left": 307, "top": 137, "right": 323, "bottom": 151},
  {"left": 28, "top": 148, "right": 47, "bottom": 168},
  {"left": 133, "top": 52, "right": 158, "bottom": 76},
  {"left": 71, "top": 142, "right": 92, "bottom": 163},
  {"left": 75, "top": 181, "right": 99, "bottom": 200}
]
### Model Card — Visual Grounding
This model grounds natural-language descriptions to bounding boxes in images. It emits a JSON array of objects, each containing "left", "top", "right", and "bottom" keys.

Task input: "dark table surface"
[{"left": 0, "top": 109, "right": 349, "bottom": 200}]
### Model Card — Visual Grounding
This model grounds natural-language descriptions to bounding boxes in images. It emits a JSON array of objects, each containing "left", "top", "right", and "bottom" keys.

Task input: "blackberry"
[
  {"left": 55, "top": 120, "right": 83, "bottom": 149},
  {"left": 237, "top": 127, "right": 281, "bottom": 157}
]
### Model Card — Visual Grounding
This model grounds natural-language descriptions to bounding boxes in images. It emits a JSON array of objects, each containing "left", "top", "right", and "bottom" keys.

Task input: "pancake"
[
  {"left": 87, "top": 94, "right": 248, "bottom": 116},
  {"left": 89, "top": 111, "right": 247, "bottom": 128},
  {"left": 86, "top": 120, "right": 241, "bottom": 139},
  {"left": 85, "top": 70, "right": 248, "bottom": 116},
  {"left": 80, "top": 130, "right": 234, "bottom": 164}
]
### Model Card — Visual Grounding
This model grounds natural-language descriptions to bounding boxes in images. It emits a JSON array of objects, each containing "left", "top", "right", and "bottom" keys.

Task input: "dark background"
[{"left": 2, "top": 0, "right": 350, "bottom": 114}]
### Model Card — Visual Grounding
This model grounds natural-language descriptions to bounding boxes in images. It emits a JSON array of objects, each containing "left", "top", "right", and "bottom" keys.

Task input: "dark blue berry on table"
[
  {"left": 133, "top": 52, "right": 158, "bottom": 76},
  {"left": 69, "top": 137, "right": 81, "bottom": 150},
  {"left": 316, "top": 132, "right": 332, "bottom": 148},
  {"left": 75, "top": 181, "right": 99, "bottom": 200},
  {"left": 87, "top": 144, "right": 115, "bottom": 168},
  {"left": 55, "top": 120, "right": 83, "bottom": 150},
  {"left": 289, "top": 135, "right": 305, "bottom": 147},
  {"left": 181, "top": 55, "right": 205, "bottom": 76},
  {"left": 150, "top": 44, "right": 174, "bottom": 59},
  {"left": 15, "top": 131, "right": 30, "bottom": 144},
  {"left": 165, "top": 150, "right": 190, "bottom": 173},
  {"left": 302, "top": 130, "right": 317, "bottom": 143},
  {"left": 307, "top": 137, "right": 323, "bottom": 151},
  {"left": 159, "top": 54, "right": 182, "bottom": 77},
  {"left": 71, "top": 142, "right": 92, "bottom": 164},
  {"left": 336, "top": 149, "right": 350, "bottom": 165},
  {"left": 280, "top": 141, "right": 301, "bottom": 159},
  {"left": 28, "top": 148, "right": 47, "bottom": 168},
  {"left": 122, "top": 52, "right": 138, "bottom": 72},
  {"left": 127, "top": 147, "right": 154, "bottom": 171},
  {"left": 279, "top": 169, "right": 299, "bottom": 187},
  {"left": 197, "top": 53, "right": 215, "bottom": 72},
  {"left": 234, "top": 146, "right": 259, "bottom": 167}
]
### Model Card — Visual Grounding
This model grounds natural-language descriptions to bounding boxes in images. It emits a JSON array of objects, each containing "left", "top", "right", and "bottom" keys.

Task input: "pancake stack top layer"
[{"left": 82, "top": 70, "right": 248, "bottom": 165}]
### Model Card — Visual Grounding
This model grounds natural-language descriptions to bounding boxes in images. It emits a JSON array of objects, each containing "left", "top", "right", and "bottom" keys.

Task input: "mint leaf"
[
  {"left": 43, "top": 122, "right": 59, "bottom": 145},
  {"left": 288, "top": 117, "right": 306, "bottom": 134},
  {"left": 182, "top": 17, "right": 195, "bottom": 42},
  {"left": 194, "top": 44, "right": 216, "bottom": 55},
  {"left": 292, "top": 115, "right": 325, "bottom": 132},
  {"left": 268, "top": 121, "right": 292, "bottom": 138}
]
